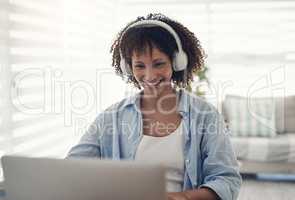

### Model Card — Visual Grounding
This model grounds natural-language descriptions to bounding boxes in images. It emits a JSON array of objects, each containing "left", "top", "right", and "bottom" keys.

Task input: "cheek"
[
  {"left": 163, "top": 68, "right": 173, "bottom": 80},
  {"left": 132, "top": 69, "right": 143, "bottom": 81}
]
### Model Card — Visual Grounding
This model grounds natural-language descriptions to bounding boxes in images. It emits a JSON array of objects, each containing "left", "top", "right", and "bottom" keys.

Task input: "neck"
[{"left": 140, "top": 86, "right": 178, "bottom": 114}]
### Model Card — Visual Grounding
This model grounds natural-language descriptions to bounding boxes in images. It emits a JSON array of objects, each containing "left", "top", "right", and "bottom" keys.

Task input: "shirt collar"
[
  {"left": 177, "top": 89, "right": 190, "bottom": 117},
  {"left": 122, "top": 88, "right": 190, "bottom": 116}
]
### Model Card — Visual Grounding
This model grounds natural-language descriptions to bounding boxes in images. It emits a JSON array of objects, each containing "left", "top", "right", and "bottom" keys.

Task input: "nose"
[{"left": 144, "top": 66, "right": 157, "bottom": 82}]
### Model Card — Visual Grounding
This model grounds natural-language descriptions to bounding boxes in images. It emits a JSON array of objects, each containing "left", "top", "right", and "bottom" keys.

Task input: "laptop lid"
[{"left": 1, "top": 155, "right": 166, "bottom": 200}]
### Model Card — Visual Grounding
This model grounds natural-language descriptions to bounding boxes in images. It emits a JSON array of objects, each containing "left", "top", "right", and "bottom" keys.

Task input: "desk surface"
[
  {"left": 0, "top": 189, "right": 4, "bottom": 199},
  {"left": 0, "top": 191, "right": 4, "bottom": 200},
  {"left": 0, "top": 181, "right": 4, "bottom": 199}
]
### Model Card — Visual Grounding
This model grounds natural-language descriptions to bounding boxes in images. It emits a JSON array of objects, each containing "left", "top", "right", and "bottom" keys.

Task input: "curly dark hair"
[{"left": 110, "top": 13, "right": 205, "bottom": 89}]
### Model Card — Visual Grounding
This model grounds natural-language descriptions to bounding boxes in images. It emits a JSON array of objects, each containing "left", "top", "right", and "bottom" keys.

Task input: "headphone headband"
[
  {"left": 119, "top": 19, "right": 188, "bottom": 76},
  {"left": 121, "top": 20, "right": 183, "bottom": 54}
]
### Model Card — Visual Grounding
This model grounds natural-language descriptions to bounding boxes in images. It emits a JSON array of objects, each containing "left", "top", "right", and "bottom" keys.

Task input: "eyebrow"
[
  {"left": 153, "top": 58, "right": 165, "bottom": 63},
  {"left": 133, "top": 58, "right": 166, "bottom": 65},
  {"left": 133, "top": 61, "right": 144, "bottom": 64}
]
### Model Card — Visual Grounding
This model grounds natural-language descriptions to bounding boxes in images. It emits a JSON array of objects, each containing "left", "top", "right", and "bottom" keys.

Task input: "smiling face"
[{"left": 131, "top": 46, "right": 173, "bottom": 96}]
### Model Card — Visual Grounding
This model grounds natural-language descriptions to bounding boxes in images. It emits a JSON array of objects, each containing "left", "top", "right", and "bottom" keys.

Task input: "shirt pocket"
[{"left": 101, "top": 134, "right": 113, "bottom": 158}]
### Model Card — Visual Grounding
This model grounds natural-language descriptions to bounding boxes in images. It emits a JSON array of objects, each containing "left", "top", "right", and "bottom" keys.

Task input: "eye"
[
  {"left": 154, "top": 62, "right": 165, "bottom": 67},
  {"left": 134, "top": 64, "right": 145, "bottom": 69}
]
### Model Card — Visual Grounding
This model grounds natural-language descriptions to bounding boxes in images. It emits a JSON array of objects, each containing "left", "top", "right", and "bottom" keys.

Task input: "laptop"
[{"left": 1, "top": 155, "right": 166, "bottom": 200}]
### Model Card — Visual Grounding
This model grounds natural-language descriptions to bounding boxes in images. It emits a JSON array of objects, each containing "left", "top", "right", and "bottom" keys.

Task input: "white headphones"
[{"left": 119, "top": 20, "right": 188, "bottom": 76}]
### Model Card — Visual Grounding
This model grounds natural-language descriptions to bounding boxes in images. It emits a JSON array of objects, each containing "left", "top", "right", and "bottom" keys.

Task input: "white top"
[{"left": 135, "top": 121, "right": 184, "bottom": 192}]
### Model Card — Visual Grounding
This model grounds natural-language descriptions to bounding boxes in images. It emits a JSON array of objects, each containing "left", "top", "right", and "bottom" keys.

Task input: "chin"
[{"left": 143, "top": 84, "right": 172, "bottom": 95}]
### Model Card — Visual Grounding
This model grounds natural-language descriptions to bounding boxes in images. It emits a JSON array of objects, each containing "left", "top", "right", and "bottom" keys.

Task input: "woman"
[{"left": 67, "top": 13, "right": 242, "bottom": 200}]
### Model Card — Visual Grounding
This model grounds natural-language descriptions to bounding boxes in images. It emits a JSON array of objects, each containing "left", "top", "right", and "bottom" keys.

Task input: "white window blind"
[
  {"left": 117, "top": 0, "right": 295, "bottom": 107},
  {"left": 0, "top": 0, "right": 12, "bottom": 181},
  {"left": 0, "top": 0, "right": 116, "bottom": 181},
  {"left": 1, "top": 0, "right": 295, "bottom": 181}
]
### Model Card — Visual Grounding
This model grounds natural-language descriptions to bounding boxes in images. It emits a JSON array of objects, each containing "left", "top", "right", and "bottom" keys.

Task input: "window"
[
  {"left": 117, "top": 0, "right": 295, "bottom": 108},
  {"left": 1, "top": 0, "right": 294, "bottom": 181},
  {"left": 0, "top": 0, "right": 117, "bottom": 181}
]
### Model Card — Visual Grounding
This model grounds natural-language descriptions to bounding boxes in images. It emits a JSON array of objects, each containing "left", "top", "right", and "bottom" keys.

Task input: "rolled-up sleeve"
[
  {"left": 66, "top": 115, "right": 103, "bottom": 159},
  {"left": 199, "top": 108, "right": 242, "bottom": 200}
]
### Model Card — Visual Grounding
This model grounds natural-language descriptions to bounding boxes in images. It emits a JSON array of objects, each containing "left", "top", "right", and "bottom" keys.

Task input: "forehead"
[{"left": 132, "top": 46, "right": 169, "bottom": 60}]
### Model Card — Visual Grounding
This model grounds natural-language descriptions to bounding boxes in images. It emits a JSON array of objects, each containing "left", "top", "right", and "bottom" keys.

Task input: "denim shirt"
[{"left": 67, "top": 89, "right": 242, "bottom": 200}]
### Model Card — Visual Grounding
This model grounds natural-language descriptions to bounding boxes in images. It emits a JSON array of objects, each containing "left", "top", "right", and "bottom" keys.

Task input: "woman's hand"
[
  {"left": 167, "top": 192, "right": 190, "bottom": 200},
  {"left": 167, "top": 188, "right": 219, "bottom": 200}
]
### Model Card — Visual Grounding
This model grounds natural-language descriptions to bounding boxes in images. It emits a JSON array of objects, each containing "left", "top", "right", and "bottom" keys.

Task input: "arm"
[
  {"left": 198, "top": 108, "right": 242, "bottom": 200},
  {"left": 66, "top": 115, "right": 102, "bottom": 158}
]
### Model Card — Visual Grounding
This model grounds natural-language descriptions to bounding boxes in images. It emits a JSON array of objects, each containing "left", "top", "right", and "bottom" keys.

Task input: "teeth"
[{"left": 145, "top": 80, "right": 161, "bottom": 86}]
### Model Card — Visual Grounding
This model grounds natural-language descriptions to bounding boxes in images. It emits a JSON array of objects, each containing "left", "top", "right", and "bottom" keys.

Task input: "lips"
[{"left": 143, "top": 79, "right": 163, "bottom": 87}]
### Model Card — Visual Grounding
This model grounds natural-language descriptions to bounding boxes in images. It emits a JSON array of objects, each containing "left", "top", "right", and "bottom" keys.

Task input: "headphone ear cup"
[
  {"left": 173, "top": 50, "right": 188, "bottom": 71},
  {"left": 120, "top": 58, "right": 132, "bottom": 76},
  {"left": 120, "top": 58, "right": 127, "bottom": 74}
]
